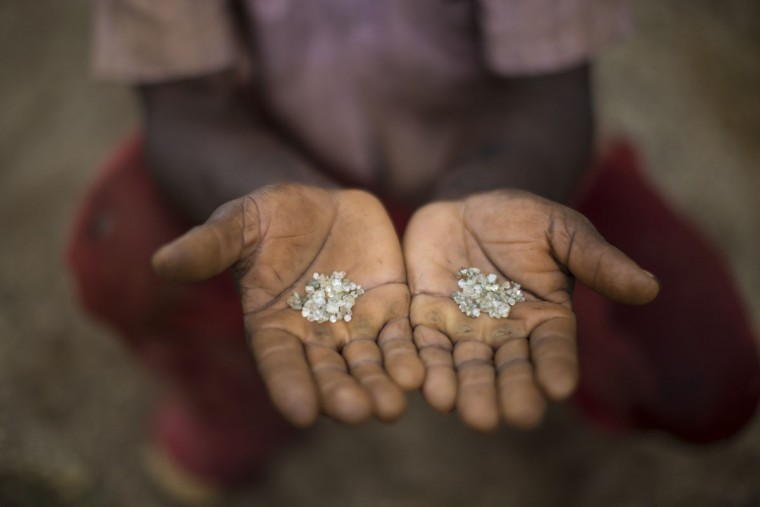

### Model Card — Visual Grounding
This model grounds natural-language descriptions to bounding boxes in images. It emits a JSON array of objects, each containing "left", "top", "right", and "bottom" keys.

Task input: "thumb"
[
  {"left": 152, "top": 199, "right": 259, "bottom": 282},
  {"left": 552, "top": 212, "right": 660, "bottom": 305}
]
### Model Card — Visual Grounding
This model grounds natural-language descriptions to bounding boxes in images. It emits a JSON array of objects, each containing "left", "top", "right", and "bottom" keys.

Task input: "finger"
[
  {"left": 152, "top": 198, "right": 258, "bottom": 282},
  {"left": 530, "top": 316, "right": 578, "bottom": 400},
  {"left": 379, "top": 318, "right": 424, "bottom": 390},
  {"left": 347, "top": 284, "right": 423, "bottom": 390},
  {"left": 409, "top": 293, "right": 468, "bottom": 340},
  {"left": 414, "top": 326, "right": 456, "bottom": 413},
  {"left": 343, "top": 339, "right": 406, "bottom": 422},
  {"left": 551, "top": 212, "right": 659, "bottom": 305},
  {"left": 454, "top": 341, "right": 499, "bottom": 432},
  {"left": 403, "top": 202, "right": 461, "bottom": 295},
  {"left": 495, "top": 339, "right": 546, "bottom": 429},
  {"left": 306, "top": 345, "right": 373, "bottom": 425},
  {"left": 250, "top": 328, "right": 319, "bottom": 428}
]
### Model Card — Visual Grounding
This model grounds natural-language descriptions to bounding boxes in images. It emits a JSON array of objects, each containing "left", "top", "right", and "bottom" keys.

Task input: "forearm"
[
  {"left": 434, "top": 64, "right": 594, "bottom": 204},
  {"left": 140, "top": 71, "right": 335, "bottom": 223}
]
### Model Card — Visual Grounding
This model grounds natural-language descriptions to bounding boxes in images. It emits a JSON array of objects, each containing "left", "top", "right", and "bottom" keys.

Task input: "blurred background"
[{"left": 1, "top": 1, "right": 759, "bottom": 506}]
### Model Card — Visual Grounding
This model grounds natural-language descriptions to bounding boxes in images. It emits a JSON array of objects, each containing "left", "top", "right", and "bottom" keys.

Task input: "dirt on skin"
[{"left": 1, "top": 1, "right": 759, "bottom": 506}]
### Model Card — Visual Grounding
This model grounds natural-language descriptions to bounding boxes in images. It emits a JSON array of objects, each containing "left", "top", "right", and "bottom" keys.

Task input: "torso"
[{"left": 242, "top": 0, "right": 494, "bottom": 200}]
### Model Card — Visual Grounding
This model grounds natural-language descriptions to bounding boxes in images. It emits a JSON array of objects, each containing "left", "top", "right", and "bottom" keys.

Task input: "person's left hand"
[{"left": 403, "top": 189, "right": 660, "bottom": 431}]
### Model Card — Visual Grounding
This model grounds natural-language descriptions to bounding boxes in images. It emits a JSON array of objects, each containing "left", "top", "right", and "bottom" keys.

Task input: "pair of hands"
[{"left": 152, "top": 184, "right": 659, "bottom": 432}]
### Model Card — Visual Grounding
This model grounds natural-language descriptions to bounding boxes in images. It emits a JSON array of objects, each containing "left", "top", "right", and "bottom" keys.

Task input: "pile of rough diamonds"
[
  {"left": 451, "top": 267, "right": 526, "bottom": 319},
  {"left": 287, "top": 271, "right": 364, "bottom": 323}
]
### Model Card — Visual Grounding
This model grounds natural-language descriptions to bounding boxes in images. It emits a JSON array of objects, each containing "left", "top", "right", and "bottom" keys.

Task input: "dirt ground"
[{"left": 1, "top": 1, "right": 759, "bottom": 506}]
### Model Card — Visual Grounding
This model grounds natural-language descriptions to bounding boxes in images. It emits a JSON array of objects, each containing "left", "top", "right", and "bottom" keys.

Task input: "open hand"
[
  {"left": 404, "top": 189, "right": 659, "bottom": 431},
  {"left": 152, "top": 184, "right": 424, "bottom": 427}
]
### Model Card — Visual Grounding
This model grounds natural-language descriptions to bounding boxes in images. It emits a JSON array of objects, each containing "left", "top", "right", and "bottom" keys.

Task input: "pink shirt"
[{"left": 93, "top": 0, "right": 631, "bottom": 185}]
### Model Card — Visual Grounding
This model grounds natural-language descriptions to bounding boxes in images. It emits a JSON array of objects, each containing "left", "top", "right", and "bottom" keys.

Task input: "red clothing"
[
  {"left": 572, "top": 143, "right": 760, "bottom": 442},
  {"left": 67, "top": 137, "right": 294, "bottom": 484}
]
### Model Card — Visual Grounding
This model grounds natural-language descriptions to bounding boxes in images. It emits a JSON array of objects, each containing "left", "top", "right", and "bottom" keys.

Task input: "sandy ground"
[{"left": 1, "top": 1, "right": 759, "bottom": 506}]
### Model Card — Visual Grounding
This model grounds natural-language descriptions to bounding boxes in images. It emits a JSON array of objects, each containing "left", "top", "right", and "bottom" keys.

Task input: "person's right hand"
[{"left": 152, "top": 184, "right": 424, "bottom": 427}]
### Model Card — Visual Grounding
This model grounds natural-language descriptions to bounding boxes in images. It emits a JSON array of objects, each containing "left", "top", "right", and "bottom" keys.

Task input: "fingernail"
[{"left": 643, "top": 270, "right": 656, "bottom": 278}]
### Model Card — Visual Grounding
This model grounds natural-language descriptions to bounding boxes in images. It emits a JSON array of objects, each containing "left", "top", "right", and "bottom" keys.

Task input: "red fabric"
[
  {"left": 572, "top": 142, "right": 760, "bottom": 442},
  {"left": 66, "top": 136, "right": 760, "bottom": 485},
  {"left": 67, "top": 136, "right": 295, "bottom": 485}
]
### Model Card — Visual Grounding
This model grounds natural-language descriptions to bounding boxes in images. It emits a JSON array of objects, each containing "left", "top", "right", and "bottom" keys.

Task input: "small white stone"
[
  {"left": 289, "top": 271, "right": 365, "bottom": 324},
  {"left": 452, "top": 267, "right": 523, "bottom": 319}
]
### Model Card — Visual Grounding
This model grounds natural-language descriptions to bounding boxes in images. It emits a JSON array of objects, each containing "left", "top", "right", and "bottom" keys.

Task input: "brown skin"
[
  {"left": 403, "top": 190, "right": 660, "bottom": 431},
  {"left": 140, "top": 65, "right": 592, "bottom": 222},
  {"left": 145, "top": 64, "right": 656, "bottom": 430},
  {"left": 152, "top": 184, "right": 424, "bottom": 427}
]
